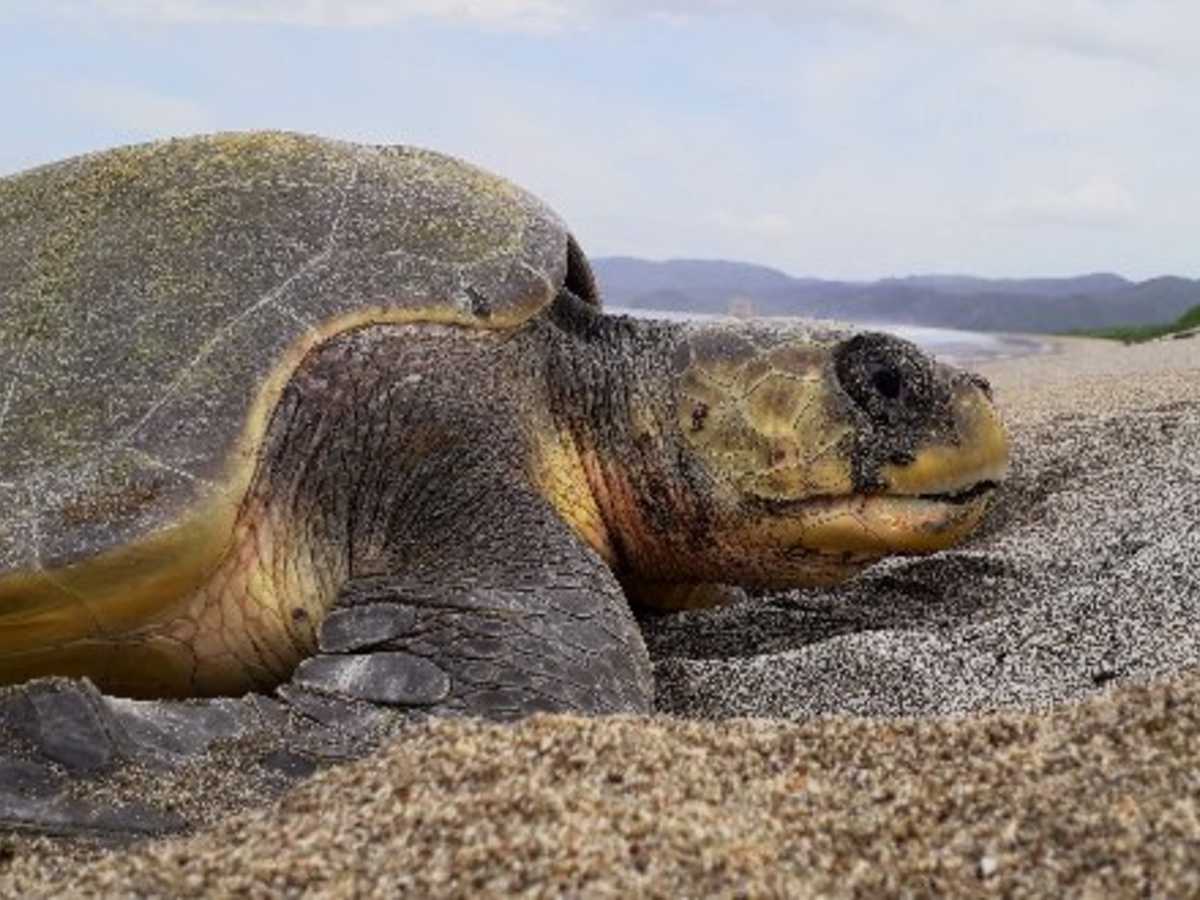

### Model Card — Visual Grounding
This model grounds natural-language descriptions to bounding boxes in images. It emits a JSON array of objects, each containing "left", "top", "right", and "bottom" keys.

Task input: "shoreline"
[
  {"left": 933, "top": 330, "right": 1055, "bottom": 365},
  {"left": 612, "top": 305, "right": 1063, "bottom": 365}
]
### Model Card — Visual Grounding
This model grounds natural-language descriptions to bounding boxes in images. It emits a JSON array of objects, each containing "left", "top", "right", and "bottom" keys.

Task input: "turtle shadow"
[{"left": 638, "top": 552, "right": 1022, "bottom": 664}]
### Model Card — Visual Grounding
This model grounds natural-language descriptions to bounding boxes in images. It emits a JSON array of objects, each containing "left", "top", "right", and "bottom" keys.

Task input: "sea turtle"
[{"left": 0, "top": 132, "right": 1008, "bottom": 719}]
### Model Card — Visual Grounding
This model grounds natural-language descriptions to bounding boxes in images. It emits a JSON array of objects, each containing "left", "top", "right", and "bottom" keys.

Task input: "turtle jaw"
[
  {"left": 729, "top": 473, "right": 1002, "bottom": 589},
  {"left": 790, "top": 481, "right": 999, "bottom": 558}
]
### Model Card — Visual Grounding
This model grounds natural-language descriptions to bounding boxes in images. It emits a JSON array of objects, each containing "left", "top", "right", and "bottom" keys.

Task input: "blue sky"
[{"left": 3, "top": 1, "right": 1199, "bottom": 280}]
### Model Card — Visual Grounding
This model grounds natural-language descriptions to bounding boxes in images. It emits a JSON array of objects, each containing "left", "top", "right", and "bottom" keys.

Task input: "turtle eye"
[
  {"left": 870, "top": 365, "right": 903, "bottom": 402},
  {"left": 564, "top": 234, "right": 599, "bottom": 304},
  {"left": 834, "top": 332, "right": 934, "bottom": 425}
]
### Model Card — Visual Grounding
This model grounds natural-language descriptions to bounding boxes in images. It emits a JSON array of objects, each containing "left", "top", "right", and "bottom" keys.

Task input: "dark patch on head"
[
  {"left": 690, "top": 402, "right": 709, "bottom": 432},
  {"left": 832, "top": 333, "right": 958, "bottom": 491},
  {"left": 834, "top": 333, "right": 940, "bottom": 428},
  {"left": 632, "top": 453, "right": 691, "bottom": 542},
  {"left": 291, "top": 608, "right": 309, "bottom": 623}
]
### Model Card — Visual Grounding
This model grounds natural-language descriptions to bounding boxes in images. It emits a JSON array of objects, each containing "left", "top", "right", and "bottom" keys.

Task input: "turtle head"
[{"left": 669, "top": 323, "right": 1009, "bottom": 587}]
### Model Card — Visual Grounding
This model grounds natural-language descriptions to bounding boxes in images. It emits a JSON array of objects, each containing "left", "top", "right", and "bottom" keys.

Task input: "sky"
[{"left": 3, "top": 1, "right": 1200, "bottom": 280}]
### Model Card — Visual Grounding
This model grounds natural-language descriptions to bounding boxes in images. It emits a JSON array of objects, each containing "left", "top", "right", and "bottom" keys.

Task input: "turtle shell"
[{"left": 0, "top": 131, "right": 587, "bottom": 652}]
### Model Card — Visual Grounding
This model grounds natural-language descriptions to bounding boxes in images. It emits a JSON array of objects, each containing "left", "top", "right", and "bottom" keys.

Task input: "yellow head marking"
[{"left": 678, "top": 328, "right": 854, "bottom": 502}]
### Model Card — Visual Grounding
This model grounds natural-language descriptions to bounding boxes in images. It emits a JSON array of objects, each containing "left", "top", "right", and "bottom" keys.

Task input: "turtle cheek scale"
[{"left": 675, "top": 324, "right": 860, "bottom": 509}]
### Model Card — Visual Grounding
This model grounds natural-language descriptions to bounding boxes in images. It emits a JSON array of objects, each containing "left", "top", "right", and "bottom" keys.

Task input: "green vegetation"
[{"left": 1069, "top": 304, "right": 1200, "bottom": 343}]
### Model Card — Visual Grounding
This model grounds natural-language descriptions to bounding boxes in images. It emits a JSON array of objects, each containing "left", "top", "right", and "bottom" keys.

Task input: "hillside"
[
  {"left": 592, "top": 258, "right": 1200, "bottom": 333},
  {"left": 1074, "top": 303, "right": 1200, "bottom": 342}
]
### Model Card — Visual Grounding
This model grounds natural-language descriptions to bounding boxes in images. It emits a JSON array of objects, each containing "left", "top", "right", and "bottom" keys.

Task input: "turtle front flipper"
[
  {"left": 0, "top": 500, "right": 652, "bottom": 838},
  {"left": 281, "top": 499, "right": 654, "bottom": 720}
]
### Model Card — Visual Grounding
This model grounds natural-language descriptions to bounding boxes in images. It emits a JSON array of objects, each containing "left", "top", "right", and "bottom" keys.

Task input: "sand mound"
[{"left": 3, "top": 336, "right": 1198, "bottom": 897}]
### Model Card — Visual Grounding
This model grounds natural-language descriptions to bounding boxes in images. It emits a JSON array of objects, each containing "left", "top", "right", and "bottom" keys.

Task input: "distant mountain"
[
  {"left": 879, "top": 272, "right": 1131, "bottom": 298},
  {"left": 591, "top": 257, "right": 1200, "bottom": 333},
  {"left": 596, "top": 257, "right": 802, "bottom": 300}
]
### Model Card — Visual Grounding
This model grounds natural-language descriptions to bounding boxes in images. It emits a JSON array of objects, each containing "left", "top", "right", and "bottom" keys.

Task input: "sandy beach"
[{"left": 2, "top": 333, "right": 1198, "bottom": 897}]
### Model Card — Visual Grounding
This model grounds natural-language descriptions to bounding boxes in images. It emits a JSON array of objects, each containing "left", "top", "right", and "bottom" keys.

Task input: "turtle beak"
[
  {"left": 880, "top": 372, "right": 1009, "bottom": 499},
  {"left": 792, "top": 359, "right": 1009, "bottom": 557},
  {"left": 841, "top": 370, "right": 1008, "bottom": 554}
]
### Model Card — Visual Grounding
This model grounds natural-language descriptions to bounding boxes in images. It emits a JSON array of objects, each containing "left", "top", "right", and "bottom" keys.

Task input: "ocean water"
[{"left": 610, "top": 307, "right": 1045, "bottom": 365}]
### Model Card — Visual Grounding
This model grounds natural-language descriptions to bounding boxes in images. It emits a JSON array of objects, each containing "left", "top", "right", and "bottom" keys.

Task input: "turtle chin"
[{"left": 728, "top": 474, "right": 999, "bottom": 590}]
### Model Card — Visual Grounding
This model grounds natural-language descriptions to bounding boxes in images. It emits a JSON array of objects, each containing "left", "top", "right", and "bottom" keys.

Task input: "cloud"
[
  {"left": 35, "top": 0, "right": 574, "bottom": 31},
  {"left": 62, "top": 81, "right": 214, "bottom": 135},
  {"left": 20, "top": 1, "right": 1200, "bottom": 70},
  {"left": 703, "top": 210, "right": 793, "bottom": 236},
  {"left": 985, "top": 177, "right": 1137, "bottom": 227},
  {"left": 595, "top": 1, "right": 1200, "bottom": 69},
  {"left": 5, "top": 0, "right": 1196, "bottom": 279}
]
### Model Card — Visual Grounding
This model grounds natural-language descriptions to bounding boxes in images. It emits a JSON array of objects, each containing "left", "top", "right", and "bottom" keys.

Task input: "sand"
[{"left": 2, "top": 334, "right": 1198, "bottom": 897}]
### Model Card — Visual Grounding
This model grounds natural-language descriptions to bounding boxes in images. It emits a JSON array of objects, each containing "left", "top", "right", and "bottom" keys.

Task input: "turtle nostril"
[
  {"left": 968, "top": 372, "right": 994, "bottom": 401},
  {"left": 871, "top": 366, "right": 903, "bottom": 401}
]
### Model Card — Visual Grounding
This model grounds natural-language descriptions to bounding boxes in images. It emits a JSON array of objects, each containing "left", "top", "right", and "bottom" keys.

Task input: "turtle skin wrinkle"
[{"left": 262, "top": 311, "right": 659, "bottom": 718}]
